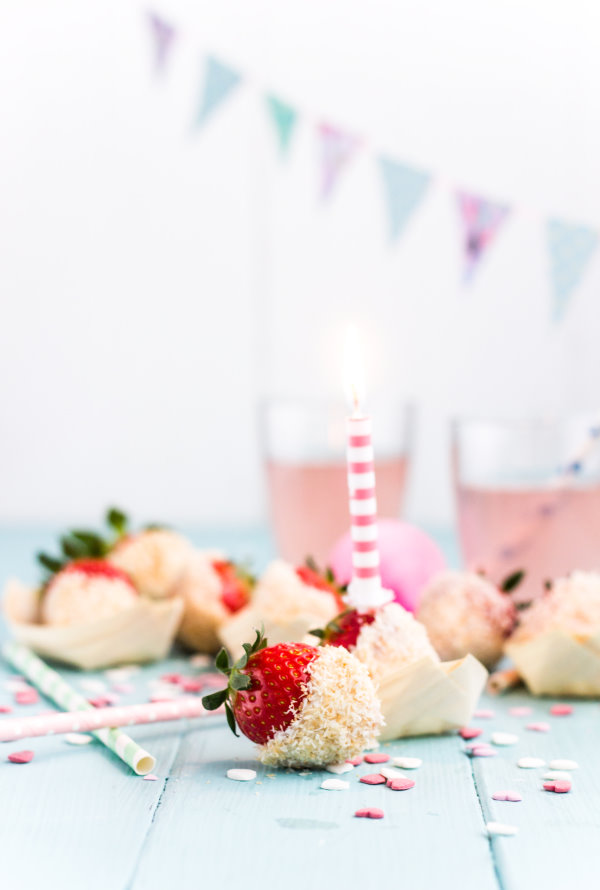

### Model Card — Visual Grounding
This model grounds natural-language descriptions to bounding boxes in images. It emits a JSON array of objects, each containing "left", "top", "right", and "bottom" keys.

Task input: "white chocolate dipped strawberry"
[
  {"left": 108, "top": 528, "right": 194, "bottom": 600},
  {"left": 203, "top": 630, "right": 383, "bottom": 768},
  {"left": 41, "top": 560, "right": 137, "bottom": 626}
]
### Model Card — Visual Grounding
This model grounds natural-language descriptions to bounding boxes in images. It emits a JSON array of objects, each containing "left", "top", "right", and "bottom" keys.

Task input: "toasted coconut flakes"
[
  {"left": 259, "top": 646, "right": 383, "bottom": 769},
  {"left": 510, "top": 571, "right": 600, "bottom": 642},
  {"left": 353, "top": 602, "right": 438, "bottom": 685},
  {"left": 109, "top": 529, "right": 194, "bottom": 599}
]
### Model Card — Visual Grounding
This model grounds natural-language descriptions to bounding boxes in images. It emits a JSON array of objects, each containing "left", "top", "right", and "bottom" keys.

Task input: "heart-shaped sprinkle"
[
  {"left": 491, "top": 732, "right": 519, "bottom": 746},
  {"left": 509, "top": 706, "right": 532, "bottom": 717},
  {"left": 8, "top": 750, "right": 34, "bottom": 764},
  {"left": 392, "top": 756, "right": 422, "bottom": 769},
  {"left": 517, "top": 757, "right": 545, "bottom": 769},
  {"left": 549, "top": 759, "right": 578, "bottom": 770},
  {"left": 550, "top": 704, "right": 573, "bottom": 716},
  {"left": 346, "top": 755, "right": 364, "bottom": 766},
  {"left": 326, "top": 762, "right": 354, "bottom": 775},
  {"left": 355, "top": 808, "right": 384, "bottom": 819},
  {"left": 473, "top": 709, "right": 495, "bottom": 719},
  {"left": 460, "top": 727, "right": 483, "bottom": 740},
  {"left": 487, "top": 821, "right": 518, "bottom": 836},
  {"left": 14, "top": 690, "right": 38, "bottom": 706},
  {"left": 364, "top": 752, "right": 390, "bottom": 764},
  {"left": 469, "top": 745, "right": 497, "bottom": 757},
  {"left": 492, "top": 791, "right": 523, "bottom": 802},
  {"left": 387, "top": 777, "right": 415, "bottom": 791},
  {"left": 320, "top": 779, "right": 349, "bottom": 791},
  {"left": 359, "top": 773, "right": 387, "bottom": 785},
  {"left": 543, "top": 780, "right": 571, "bottom": 793},
  {"left": 526, "top": 722, "right": 550, "bottom": 732}
]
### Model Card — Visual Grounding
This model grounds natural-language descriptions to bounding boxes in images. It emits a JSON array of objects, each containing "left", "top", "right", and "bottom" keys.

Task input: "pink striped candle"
[{"left": 343, "top": 327, "right": 393, "bottom": 609}]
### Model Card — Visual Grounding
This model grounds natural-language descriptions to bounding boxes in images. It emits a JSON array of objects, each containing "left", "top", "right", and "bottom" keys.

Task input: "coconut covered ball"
[
  {"left": 219, "top": 560, "right": 343, "bottom": 659},
  {"left": 417, "top": 571, "right": 516, "bottom": 668},
  {"left": 203, "top": 634, "right": 383, "bottom": 768},
  {"left": 41, "top": 560, "right": 138, "bottom": 626},
  {"left": 509, "top": 571, "right": 600, "bottom": 643},
  {"left": 108, "top": 529, "right": 193, "bottom": 599},
  {"left": 176, "top": 552, "right": 253, "bottom": 654}
]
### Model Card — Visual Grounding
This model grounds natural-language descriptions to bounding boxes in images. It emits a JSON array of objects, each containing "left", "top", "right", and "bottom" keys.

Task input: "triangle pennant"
[
  {"left": 456, "top": 190, "right": 510, "bottom": 281},
  {"left": 377, "top": 157, "right": 431, "bottom": 241},
  {"left": 317, "top": 123, "right": 359, "bottom": 200},
  {"left": 195, "top": 55, "right": 242, "bottom": 128},
  {"left": 265, "top": 94, "right": 298, "bottom": 157},
  {"left": 547, "top": 220, "right": 598, "bottom": 321},
  {"left": 147, "top": 11, "right": 176, "bottom": 76}
]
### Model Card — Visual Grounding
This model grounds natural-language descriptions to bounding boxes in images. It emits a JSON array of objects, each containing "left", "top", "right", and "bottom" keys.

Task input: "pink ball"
[{"left": 328, "top": 519, "right": 446, "bottom": 613}]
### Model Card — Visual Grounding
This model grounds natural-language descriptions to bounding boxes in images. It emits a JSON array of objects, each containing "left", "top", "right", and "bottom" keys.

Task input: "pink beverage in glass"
[
  {"left": 454, "top": 415, "right": 600, "bottom": 602},
  {"left": 266, "top": 456, "right": 408, "bottom": 566},
  {"left": 457, "top": 483, "right": 600, "bottom": 601},
  {"left": 261, "top": 398, "right": 412, "bottom": 567}
]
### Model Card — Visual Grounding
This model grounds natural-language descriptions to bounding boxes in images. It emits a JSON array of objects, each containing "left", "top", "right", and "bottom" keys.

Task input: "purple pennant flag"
[
  {"left": 147, "top": 10, "right": 176, "bottom": 76},
  {"left": 317, "top": 123, "right": 359, "bottom": 201},
  {"left": 456, "top": 190, "right": 510, "bottom": 281}
]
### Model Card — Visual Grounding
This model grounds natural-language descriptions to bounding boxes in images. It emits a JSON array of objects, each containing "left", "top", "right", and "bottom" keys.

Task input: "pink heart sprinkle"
[
  {"left": 355, "top": 808, "right": 384, "bottom": 819},
  {"left": 474, "top": 709, "right": 495, "bottom": 719},
  {"left": 181, "top": 679, "right": 204, "bottom": 693},
  {"left": 460, "top": 727, "right": 483, "bottom": 740},
  {"left": 550, "top": 704, "right": 573, "bottom": 716},
  {"left": 526, "top": 722, "right": 550, "bottom": 732},
  {"left": 14, "top": 690, "right": 38, "bottom": 705},
  {"left": 492, "top": 791, "right": 523, "bottom": 802},
  {"left": 509, "top": 706, "right": 532, "bottom": 717},
  {"left": 0, "top": 705, "right": 12, "bottom": 714},
  {"left": 470, "top": 745, "right": 497, "bottom": 757},
  {"left": 359, "top": 773, "right": 387, "bottom": 785},
  {"left": 544, "top": 780, "right": 571, "bottom": 793},
  {"left": 88, "top": 697, "right": 114, "bottom": 708},
  {"left": 160, "top": 673, "right": 184, "bottom": 685},
  {"left": 8, "top": 750, "right": 34, "bottom": 764},
  {"left": 143, "top": 774, "right": 159, "bottom": 781},
  {"left": 387, "top": 778, "right": 415, "bottom": 791},
  {"left": 346, "top": 755, "right": 364, "bottom": 766},
  {"left": 364, "top": 753, "right": 390, "bottom": 764}
]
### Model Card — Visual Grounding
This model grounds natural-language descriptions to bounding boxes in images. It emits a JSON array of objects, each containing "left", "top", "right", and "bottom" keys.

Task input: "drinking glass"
[
  {"left": 453, "top": 414, "right": 600, "bottom": 600},
  {"left": 261, "top": 398, "right": 413, "bottom": 565}
]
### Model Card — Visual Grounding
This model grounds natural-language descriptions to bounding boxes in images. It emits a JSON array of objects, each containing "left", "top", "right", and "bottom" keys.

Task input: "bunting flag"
[
  {"left": 147, "top": 11, "right": 176, "bottom": 76},
  {"left": 265, "top": 94, "right": 298, "bottom": 157},
  {"left": 547, "top": 220, "right": 598, "bottom": 321},
  {"left": 456, "top": 191, "right": 510, "bottom": 281},
  {"left": 194, "top": 55, "right": 242, "bottom": 128},
  {"left": 317, "top": 123, "right": 360, "bottom": 200},
  {"left": 377, "top": 157, "right": 431, "bottom": 242}
]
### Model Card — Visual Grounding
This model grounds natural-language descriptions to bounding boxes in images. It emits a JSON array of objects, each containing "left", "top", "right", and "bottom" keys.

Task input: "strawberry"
[
  {"left": 51, "top": 559, "right": 136, "bottom": 590},
  {"left": 296, "top": 558, "right": 346, "bottom": 612},
  {"left": 311, "top": 608, "right": 376, "bottom": 650},
  {"left": 202, "top": 629, "right": 318, "bottom": 744},
  {"left": 212, "top": 560, "right": 253, "bottom": 614}
]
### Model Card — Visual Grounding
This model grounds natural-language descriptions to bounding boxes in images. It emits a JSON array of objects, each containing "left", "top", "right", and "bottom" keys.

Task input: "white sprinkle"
[
  {"left": 190, "top": 654, "right": 211, "bottom": 668},
  {"left": 326, "top": 762, "right": 354, "bottom": 775},
  {"left": 379, "top": 766, "right": 407, "bottom": 780},
  {"left": 491, "top": 732, "right": 519, "bottom": 746},
  {"left": 78, "top": 679, "right": 107, "bottom": 694},
  {"left": 320, "top": 779, "right": 349, "bottom": 791},
  {"left": 517, "top": 757, "right": 546, "bottom": 769},
  {"left": 65, "top": 733, "right": 93, "bottom": 746},
  {"left": 549, "top": 759, "right": 578, "bottom": 770},
  {"left": 486, "top": 821, "right": 518, "bottom": 837},
  {"left": 392, "top": 756, "right": 422, "bottom": 770},
  {"left": 543, "top": 770, "right": 572, "bottom": 781},
  {"left": 226, "top": 768, "right": 257, "bottom": 782},
  {"left": 105, "top": 666, "right": 138, "bottom": 683},
  {"left": 298, "top": 771, "right": 312, "bottom": 777}
]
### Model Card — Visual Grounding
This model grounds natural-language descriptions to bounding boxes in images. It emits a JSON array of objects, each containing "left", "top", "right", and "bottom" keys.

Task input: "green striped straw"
[{"left": 2, "top": 641, "right": 156, "bottom": 775}]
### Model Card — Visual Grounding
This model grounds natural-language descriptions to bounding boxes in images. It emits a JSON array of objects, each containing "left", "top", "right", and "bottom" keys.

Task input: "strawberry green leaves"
[
  {"left": 202, "top": 629, "right": 268, "bottom": 737},
  {"left": 500, "top": 569, "right": 525, "bottom": 593}
]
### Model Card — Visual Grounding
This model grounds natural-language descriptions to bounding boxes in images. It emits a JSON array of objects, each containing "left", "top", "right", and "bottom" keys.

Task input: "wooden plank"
[
  {"left": 468, "top": 689, "right": 600, "bottom": 890},
  {"left": 130, "top": 724, "right": 499, "bottom": 890}
]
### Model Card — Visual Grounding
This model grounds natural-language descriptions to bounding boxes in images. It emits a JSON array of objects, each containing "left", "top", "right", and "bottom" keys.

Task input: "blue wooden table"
[{"left": 1, "top": 526, "right": 598, "bottom": 890}]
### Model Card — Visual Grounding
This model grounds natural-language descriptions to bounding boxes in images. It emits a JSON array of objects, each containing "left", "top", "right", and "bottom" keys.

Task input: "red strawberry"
[
  {"left": 212, "top": 560, "right": 253, "bottom": 614},
  {"left": 202, "top": 630, "right": 319, "bottom": 744},
  {"left": 296, "top": 559, "right": 346, "bottom": 612},
  {"left": 51, "top": 559, "right": 136, "bottom": 591},
  {"left": 311, "top": 608, "right": 376, "bottom": 650}
]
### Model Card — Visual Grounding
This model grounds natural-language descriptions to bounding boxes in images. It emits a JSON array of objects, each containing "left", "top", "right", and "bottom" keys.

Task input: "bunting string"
[{"left": 146, "top": 10, "right": 599, "bottom": 322}]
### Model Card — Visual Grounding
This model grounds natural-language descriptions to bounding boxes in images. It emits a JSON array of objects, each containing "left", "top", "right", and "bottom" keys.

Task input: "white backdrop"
[{"left": 1, "top": 0, "right": 600, "bottom": 527}]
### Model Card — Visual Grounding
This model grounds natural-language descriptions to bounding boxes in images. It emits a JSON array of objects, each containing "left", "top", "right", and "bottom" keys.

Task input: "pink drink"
[
  {"left": 456, "top": 483, "right": 600, "bottom": 601},
  {"left": 267, "top": 456, "right": 408, "bottom": 566}
]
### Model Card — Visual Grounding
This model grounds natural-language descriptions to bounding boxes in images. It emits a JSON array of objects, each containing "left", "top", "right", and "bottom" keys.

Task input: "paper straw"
[
  {"left": 2, "top": 641, "right": 157, "bottom": 775},
  {"left": 0, "top": 696, "right": 219, "bottom": 744}
]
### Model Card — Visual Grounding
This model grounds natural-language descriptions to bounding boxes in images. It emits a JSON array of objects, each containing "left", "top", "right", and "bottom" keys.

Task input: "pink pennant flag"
[
  {"left": 317, "top": 123, "right": 360, "bottom": 201},
  {"left": 456, "top": 191, "right": 510, "bottom": 281},
  {"left": 147, "top": 10, "right": 176, "bottom": 76}
]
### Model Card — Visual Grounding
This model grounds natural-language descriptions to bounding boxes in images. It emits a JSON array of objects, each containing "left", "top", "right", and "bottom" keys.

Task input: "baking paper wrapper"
[
  {"left": 505, "top": 630, "right": 600, "bottom": 697},
  {"left": 3, "top": 582, "right": 183, "bottom": 670},
  {"left": 377, "top": 654, "right": 488, "bottom": 740},
  {"left": 218, "top": 605, "right": 320, "bottom": 661}
]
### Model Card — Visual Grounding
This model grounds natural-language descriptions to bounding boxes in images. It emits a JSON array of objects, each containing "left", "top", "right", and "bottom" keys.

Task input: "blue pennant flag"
[
  {"left": 195, "top": 55, "right": 241, "bottom": 128},
  {"left": 378, "top": 157, "right": 431, "bottom": 241},
  {"left": 265, "top": 94, "right": 298, "bottom": 156},
  {"left": 547, "top": 220, "right": 598, "bottom": 321}
]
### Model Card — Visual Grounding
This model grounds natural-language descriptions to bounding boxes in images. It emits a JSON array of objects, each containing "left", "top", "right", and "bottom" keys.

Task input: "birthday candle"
[{"left": 343, "top": 327, "right": 392, "bottom": 610}]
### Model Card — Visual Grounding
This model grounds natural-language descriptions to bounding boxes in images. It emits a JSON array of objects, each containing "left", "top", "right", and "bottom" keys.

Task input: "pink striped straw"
[{"left": 0, "top": 697, "right": 220, "bottom": 744}]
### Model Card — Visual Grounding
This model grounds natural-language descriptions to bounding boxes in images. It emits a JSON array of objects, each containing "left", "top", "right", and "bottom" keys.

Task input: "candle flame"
[{"left": 343, "top": 324, "right": 366, "bottom": 415}]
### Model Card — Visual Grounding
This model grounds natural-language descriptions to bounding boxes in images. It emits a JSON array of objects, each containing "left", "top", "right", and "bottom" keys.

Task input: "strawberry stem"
[{"left": 202, "top": 628, "right": 268, "bottom": 736}]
